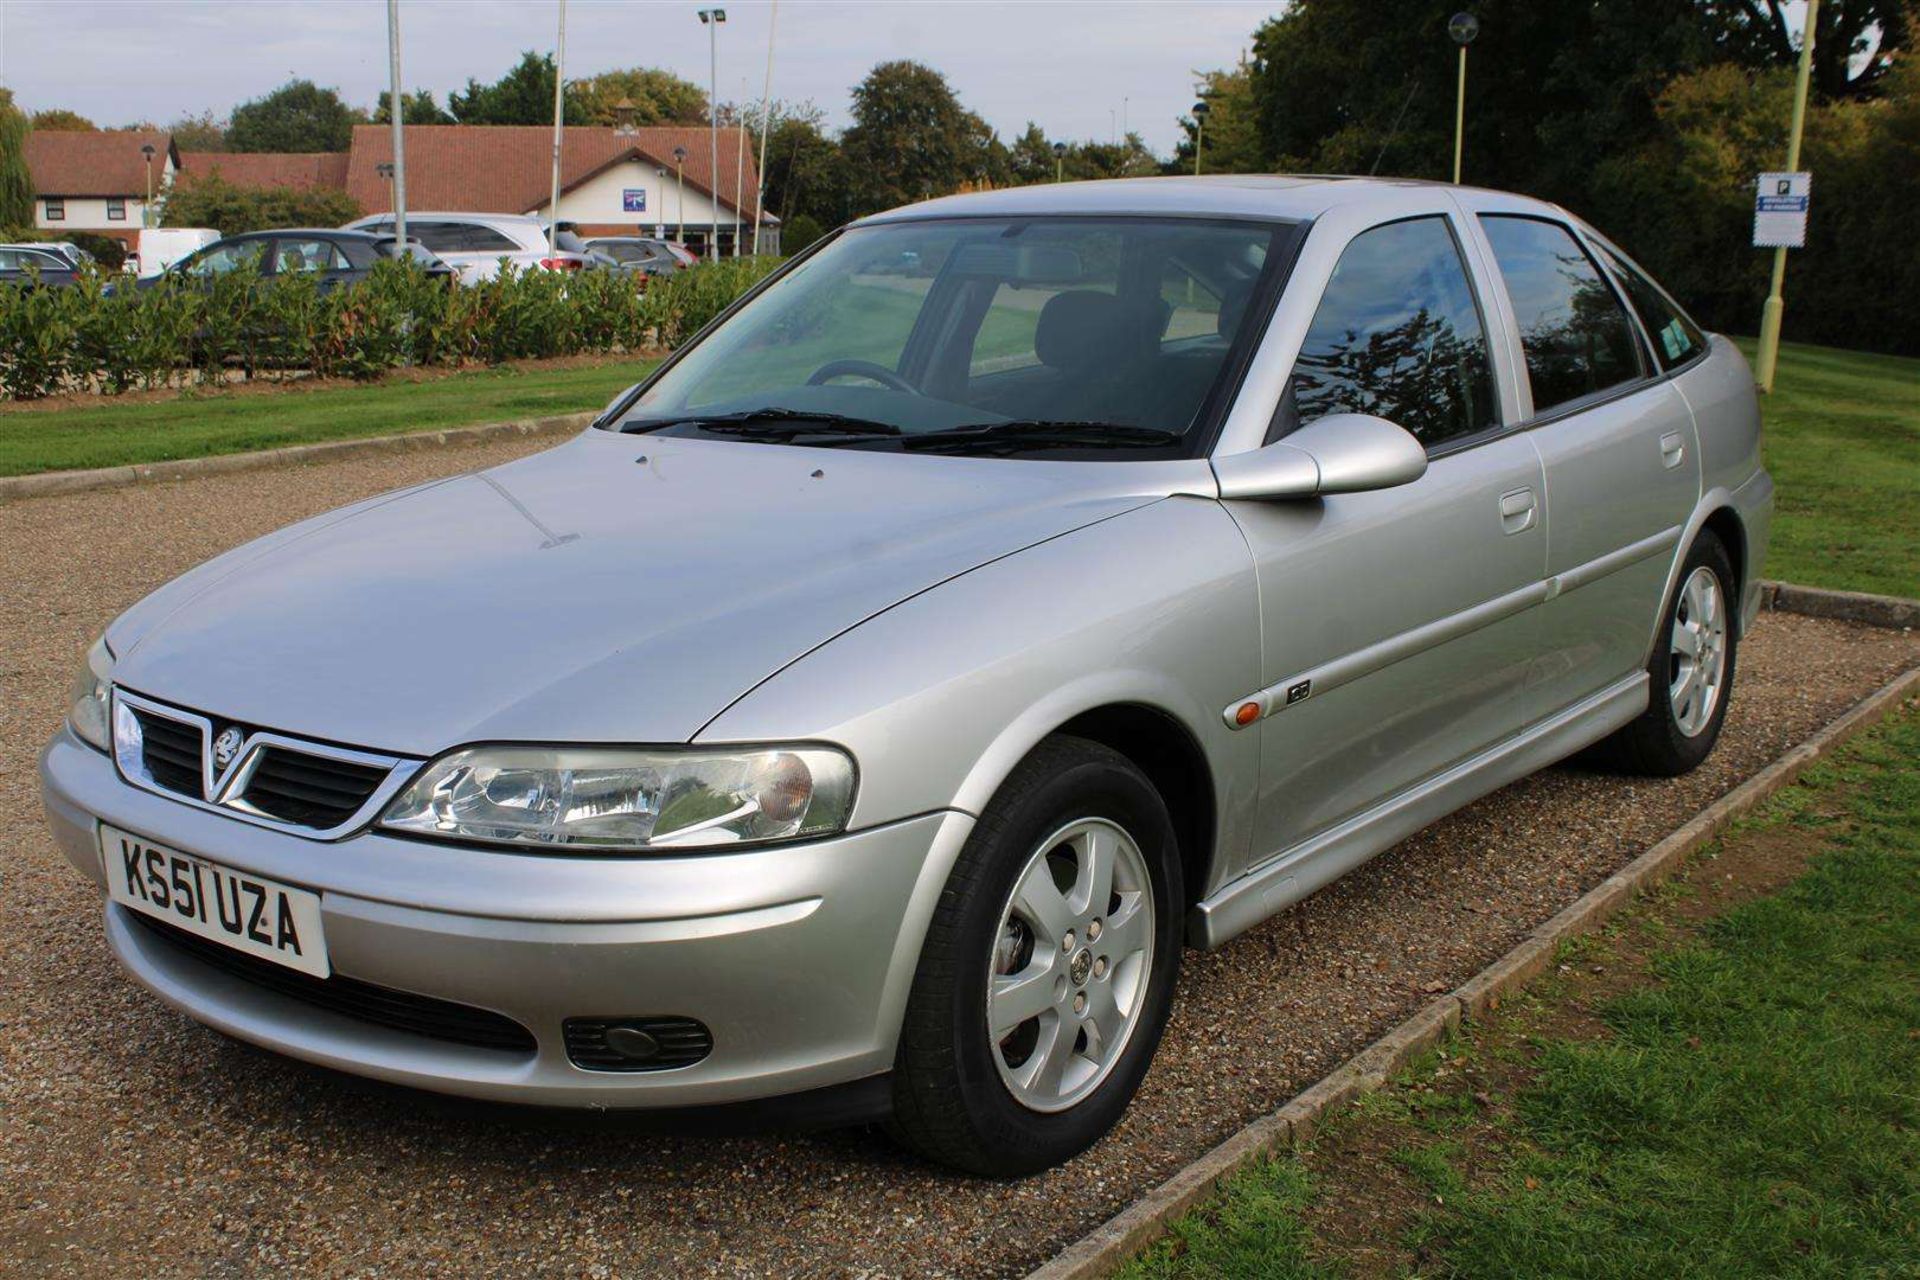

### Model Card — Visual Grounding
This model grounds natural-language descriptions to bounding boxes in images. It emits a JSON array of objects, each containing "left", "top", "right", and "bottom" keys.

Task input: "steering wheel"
[{"left": 805, "top": 359, "right": 916, "bottom": 393}]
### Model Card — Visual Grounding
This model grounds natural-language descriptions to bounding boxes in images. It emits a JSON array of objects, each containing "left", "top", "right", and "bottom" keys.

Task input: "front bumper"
[{"left": 41, "top": 727, "right": 972, "bottom": 1108}]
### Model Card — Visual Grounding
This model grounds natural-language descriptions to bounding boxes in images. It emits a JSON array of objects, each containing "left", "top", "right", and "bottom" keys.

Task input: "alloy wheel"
[
  {"left": 1668, "top": 565, "right": 1728, "bottom": 737},
  {"left": 986, "top": 818, "right": 1155, "bottom": 1114}
]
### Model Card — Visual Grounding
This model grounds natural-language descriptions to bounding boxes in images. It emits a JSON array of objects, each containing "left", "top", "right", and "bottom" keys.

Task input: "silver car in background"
[
  {"left": 44, "top": 177, "right": 1769, "bottom": 1175},
  {"left": 343, "top": 211, "right": 595, "bottom": 282}
]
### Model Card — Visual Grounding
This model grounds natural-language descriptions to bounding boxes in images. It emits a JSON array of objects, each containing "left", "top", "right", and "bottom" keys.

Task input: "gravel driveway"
[{"left": 3, "top": 437, "right": 1915, "bottom": 1279}]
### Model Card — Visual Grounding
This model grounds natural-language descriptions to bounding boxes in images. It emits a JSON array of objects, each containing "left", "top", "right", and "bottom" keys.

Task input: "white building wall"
[
  {"left": 34, "top": 195, "right": 154, "bottom": 233},
  {"left": 527, "top": 158, "right": 750, "bottom": 239}
]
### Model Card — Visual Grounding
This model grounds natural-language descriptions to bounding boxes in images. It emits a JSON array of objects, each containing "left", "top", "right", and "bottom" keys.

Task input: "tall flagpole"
[
  {"left": 754, "top": 0, "right": 777, "bottom": 257},
  {"left": 547, "top": 0, "right": 567, "bottom": 255},
  {"left": 386, "top": 0, "right": 408, "bottom": 248}
]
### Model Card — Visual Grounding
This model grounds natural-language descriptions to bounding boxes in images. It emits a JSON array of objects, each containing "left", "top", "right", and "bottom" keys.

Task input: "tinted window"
[
  {"left": 1479, "top": 216, "right": 1642, "bottom": 413},
  {"left": 1276, "top": 216, "right": 1496, "bottom": 447},
  {"left": 272, "top": 239, "right": 347, "bottom": 272},
  {"left": 391, "top": 221, "right": 520, "bottom": 254},
  {"left": 1593, "top": 242, "right": 1705, "bottom": 370}
]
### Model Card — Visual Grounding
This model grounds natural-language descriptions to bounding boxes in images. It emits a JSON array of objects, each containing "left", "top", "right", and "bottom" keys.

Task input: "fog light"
[{"left": 603, "top": 1025, "right": 660, "bottom": 1060}]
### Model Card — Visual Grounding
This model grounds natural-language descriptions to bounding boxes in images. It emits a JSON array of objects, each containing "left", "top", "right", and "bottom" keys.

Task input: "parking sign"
[{"left": 1753, "top": 172, "right": 1810, "bottom": 248}]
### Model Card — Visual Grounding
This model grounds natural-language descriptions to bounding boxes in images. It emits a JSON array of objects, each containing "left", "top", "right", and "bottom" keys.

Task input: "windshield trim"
[{"left": 595, "top": 212, "right": 1311, "bottom": 460}]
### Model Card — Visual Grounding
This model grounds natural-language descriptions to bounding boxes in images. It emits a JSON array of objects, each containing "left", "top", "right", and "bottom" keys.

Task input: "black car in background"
[
  {"left": 0, "top": 244, "right": 85, "bottom": 288},
  {"left": 138, "top": 229, "right": 455, "bottom": 292}
]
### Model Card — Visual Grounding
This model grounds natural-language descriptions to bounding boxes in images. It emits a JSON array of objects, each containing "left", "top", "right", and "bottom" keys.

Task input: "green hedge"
[{"left": 0, "top": 255, "right": 782, "bottom": 401}]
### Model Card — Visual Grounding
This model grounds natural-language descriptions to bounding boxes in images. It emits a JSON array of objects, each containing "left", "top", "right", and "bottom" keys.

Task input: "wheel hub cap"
[
  {"left": 1668, "top": 565, "right": 1728, "bottom": 738},
  {"left": 986, "top": 818, "right": 1155, "bottom": 1114}
]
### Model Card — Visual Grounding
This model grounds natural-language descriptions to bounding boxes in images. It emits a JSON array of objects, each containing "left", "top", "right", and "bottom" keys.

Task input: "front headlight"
[
  {"left": 379, "top": 745, "right": 856, "bottom": 853},
  {"left": 67, "top": 637, "right": 113, "bottom": 751}
]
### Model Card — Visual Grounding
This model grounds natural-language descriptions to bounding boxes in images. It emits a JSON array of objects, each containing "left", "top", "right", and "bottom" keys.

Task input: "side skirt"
[{"left": 1187, "top": 672, "right": 1649, "bottom": 950}]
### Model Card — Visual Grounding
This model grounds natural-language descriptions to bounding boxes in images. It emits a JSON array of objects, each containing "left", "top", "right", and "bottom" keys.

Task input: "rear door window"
[
  {"left": 1478, "top": 215, "right": 1643, "bottom": 413},
  {"left": 1276, "top": 216, "right": 1497, "bottom": 447}
]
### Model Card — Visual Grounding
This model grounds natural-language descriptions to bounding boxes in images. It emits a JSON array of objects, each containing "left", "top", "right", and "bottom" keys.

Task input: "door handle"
[
  {"left": 1660, "top": 431, "right": 1685, "bottom": 469},
  {"left": 1499, "top": 486, "right": 1537, "bottom": 534}
]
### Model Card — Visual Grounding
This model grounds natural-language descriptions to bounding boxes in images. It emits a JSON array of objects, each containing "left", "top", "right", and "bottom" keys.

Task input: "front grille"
[
  {"left": 115, "top": 692, "right": 403, "bottom": 833},
  {"left": 242, "top": 747, "right": 390, "bottom": 829},
  {"left": 564, "top": 1017, "right": 714, "bottom": 1072},
  {"left": 128, "top": 911, "right": 537, "bottom": 1054},
  {"left": 134, "top": 709, "right": 204, "bottom": 797}
]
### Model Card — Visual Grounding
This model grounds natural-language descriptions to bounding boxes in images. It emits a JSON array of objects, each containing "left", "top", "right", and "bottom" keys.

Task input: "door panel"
[
  {"left": 1232, "top": 434, "right": 1547, "bottom": 859},
  {"left": 1525, "top": 382, "right": 1699, "bottom": 720},
  {"left": 1469, "top": 215, "right": 1702, "bottom": 719}
]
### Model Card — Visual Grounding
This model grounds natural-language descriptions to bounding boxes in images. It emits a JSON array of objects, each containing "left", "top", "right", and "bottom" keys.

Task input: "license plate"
[{"left": 101, "top": 825, "right": 330, "bottom": 978}]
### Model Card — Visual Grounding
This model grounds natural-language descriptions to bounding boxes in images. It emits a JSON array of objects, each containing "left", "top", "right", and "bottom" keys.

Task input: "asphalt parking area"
[{"left": 3, "top": 437, "right": 1916, "bottom": 1278}]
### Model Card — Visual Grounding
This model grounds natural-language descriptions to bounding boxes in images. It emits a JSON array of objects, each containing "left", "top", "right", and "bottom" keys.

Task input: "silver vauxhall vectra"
[{"left": 43, "top": 177, "right": 1769, "bottom": 1175}]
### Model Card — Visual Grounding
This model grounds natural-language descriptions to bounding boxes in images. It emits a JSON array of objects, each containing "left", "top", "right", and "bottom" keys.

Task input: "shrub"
[{"left": 0, "top": 254, "right": 783, "bottom": 400}]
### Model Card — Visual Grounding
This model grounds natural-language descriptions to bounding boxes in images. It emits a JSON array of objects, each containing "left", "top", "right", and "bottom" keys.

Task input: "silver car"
[{"left": 43, "top": 177, "right": 1769, "bottom": 1175}]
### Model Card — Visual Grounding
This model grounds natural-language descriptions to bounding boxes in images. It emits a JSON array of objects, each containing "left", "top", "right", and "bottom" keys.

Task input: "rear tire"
[
  {"left": 1592, "top": 530, "right": 1738, "bottom": 776},
  {"left": 888, "top": 736, "right": 1183, "bottom": 1177}
]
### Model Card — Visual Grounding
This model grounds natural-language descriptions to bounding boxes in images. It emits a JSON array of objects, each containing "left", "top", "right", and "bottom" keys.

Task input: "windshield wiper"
[
  {"left": 619, "top": 407, "right": 903, "bottom": 439},
  {"left": 901, "top": 420, "right": 1184, "bottom": 454}
]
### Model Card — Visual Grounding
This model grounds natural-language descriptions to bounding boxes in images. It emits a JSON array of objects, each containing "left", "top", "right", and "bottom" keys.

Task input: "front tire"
[
  {"left": 1594, "top": 530, "right": 1738, "bottom": 776},
  {"left": 889, "top": 736, "right": 1183, "bottom": 1176}
]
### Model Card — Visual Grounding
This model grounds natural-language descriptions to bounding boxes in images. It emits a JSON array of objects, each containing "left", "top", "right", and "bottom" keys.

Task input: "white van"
[{"left": 131, "top": 227, "right": 221, "bottom": 278}]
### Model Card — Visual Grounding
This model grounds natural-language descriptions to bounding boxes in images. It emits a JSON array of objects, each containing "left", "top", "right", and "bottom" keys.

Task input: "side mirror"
[
  {"left": 595, "top": 382, "right": 645, "bottom": 427},
  {"left": 1212, "top": 414, "right": 1428, "bottom": 501}
]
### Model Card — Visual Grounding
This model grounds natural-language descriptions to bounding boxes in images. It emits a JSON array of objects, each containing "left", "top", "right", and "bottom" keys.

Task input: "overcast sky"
[{"left": 0, "top": 1, "right": 1278, "bottom": 155}]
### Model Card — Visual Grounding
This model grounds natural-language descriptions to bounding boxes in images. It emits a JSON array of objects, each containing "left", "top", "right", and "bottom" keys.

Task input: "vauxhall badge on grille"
[{"left": 211, "top": 726, "right": 246, "bottom": 772}]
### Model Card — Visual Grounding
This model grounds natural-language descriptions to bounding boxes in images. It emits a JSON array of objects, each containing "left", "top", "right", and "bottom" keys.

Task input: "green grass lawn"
[
  {"left": 1741, "top": 338, "right": 1920, "bottom": 598},
  {"left": 1118, "top": 706, "right": 1920, "bottom": 1278},
  {"left": 0, "top": 359, "right": 655, "bottom": 477}
]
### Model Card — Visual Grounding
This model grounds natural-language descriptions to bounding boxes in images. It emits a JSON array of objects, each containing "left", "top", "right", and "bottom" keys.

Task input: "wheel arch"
[
  {"left": 1644, "top": 490, "right": 1749, "bottom": 667},
  {"left": 1054, "top": 702, "right": 1219, "bottom": 919}
]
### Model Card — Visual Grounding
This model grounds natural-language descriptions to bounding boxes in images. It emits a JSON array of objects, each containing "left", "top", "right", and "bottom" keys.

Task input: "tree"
[
  {"left": 373, "top": 89, "right": 453, "bottom": 126},
  {"left": 163, "top": 171, "right": 362, "bottom": 237},
  {"left": 29, "top": 108, "right": 95, "bottom": 131},
  {"left": 574, "top": 69, "right": 708, "bottom": 125},
  {"left": 840, "top": 61, "right": 1003, "bottom": 214},
  {"left": 756, "top": 102, "right": 852, "bottom": 230},
  {"left": 167, "top": 110, "right": 229, "bottom": 151},
  {"left": 0, "top": 91, "right": 33, "bottom": 231},
  {"left": 1700, "top": 0, "right": 1909, "bottom": 99},
  {"left": 1008, "top": 122, "right": 1055, "bottom": 184},
  {"left": 1172, "top": 66, "right": 1264, "bottom": 175},
  {"left": 228, "top": 79, "right": 363, "bottom": 152},
  {"left": 448, "top": 52, "right": 588, "bottom": 125}
]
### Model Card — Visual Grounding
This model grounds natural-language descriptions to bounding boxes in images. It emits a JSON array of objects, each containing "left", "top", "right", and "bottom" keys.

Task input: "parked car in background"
[
  {"left": 44, "top": 177, "right": 1768, "bottom": 1178},
  {"left": 0, "top": 244, "right": 84, "bottom": 288},
  {"left": 31, "top": 241, "right": 96, "bottom": 270},
  {"left": 585, "top": 236, "right": 696, "bottom": 277},
  {"left": 131, "top": 227, "right": 222, "bottom": 279},
  {"left": 343, "top": 212, "right": 593, "bottom": 282},
  {"left": 133, "top": 229, "right": 456, "bottom": 292}
]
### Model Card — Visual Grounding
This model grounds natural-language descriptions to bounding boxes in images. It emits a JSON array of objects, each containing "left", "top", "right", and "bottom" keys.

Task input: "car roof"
[
  {"left": 854, "top": 174, "right": 1560, "bottom": 226},
  {"left": 356, "top": 211, "right": 546, "bottom": 227},
  {"left": 221, "top": 228, "right": 387, "bottom": 242}
]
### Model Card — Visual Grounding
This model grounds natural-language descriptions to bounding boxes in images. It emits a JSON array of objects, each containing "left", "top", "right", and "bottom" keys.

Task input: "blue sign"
[
  {"left": 1757, "top": 196, "right": 1809, "bottom": 212},
  {"left": 622, "top": 189, "right": 648, "bottom": 213}
]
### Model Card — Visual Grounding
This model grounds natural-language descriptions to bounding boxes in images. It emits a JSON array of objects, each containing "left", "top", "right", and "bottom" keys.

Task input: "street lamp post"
[
  {"left": 140, "top": 143, "right": 156, "bottom": 228},
  {"left": 1052, "top": 141, "right": 1066, "bottom": 183},
  {"left": 698, "top": 9, "right": 726, "bottom": 258},
  {"left": 386, "top": 0, "right": 408, "bottom": 248},
  {"left": 673, "top": 145, "right": 688, "bottom": 247},
  {"left": 1448, "top": 12, "right": 1479, "bottom": 185},
  {"left": 547, "top": 0, "right": 568, "bottom": 256},
  {"left": 1755, "top": 0, "right": 1820, "bottom": 394},
  {"left": 1191, "top": 100, "right": 1211, "bottom": 175}
]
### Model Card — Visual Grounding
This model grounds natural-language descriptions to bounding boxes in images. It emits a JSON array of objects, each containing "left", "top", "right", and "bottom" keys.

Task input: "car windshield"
[{"left": 609, "top": 216, "right": 1296, "bottom": 458}]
